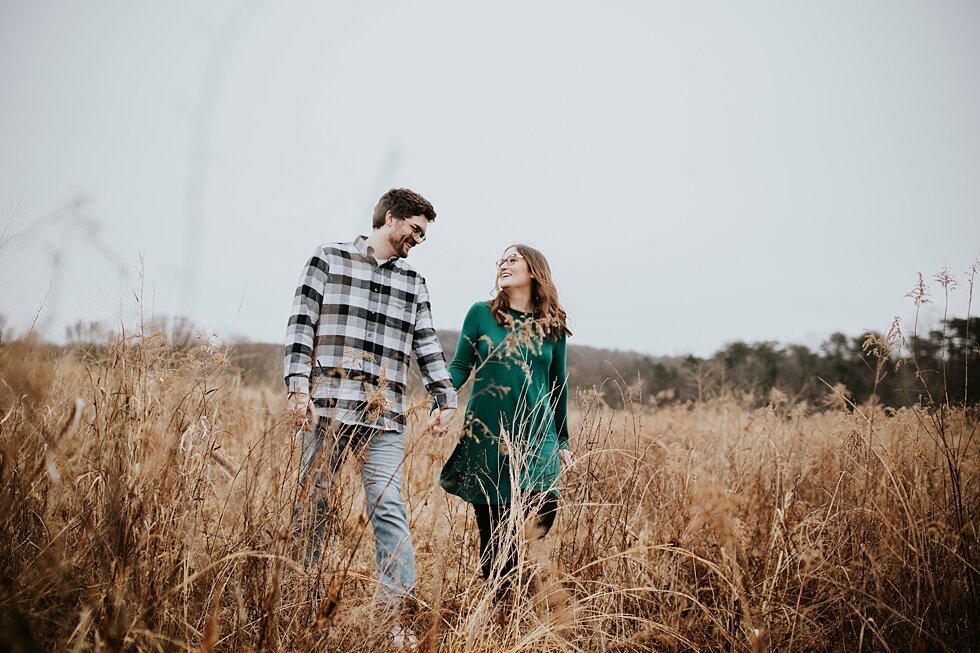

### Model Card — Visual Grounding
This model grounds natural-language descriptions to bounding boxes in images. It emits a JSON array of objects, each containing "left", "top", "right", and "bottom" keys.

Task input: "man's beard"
[{"left": 388, "top": 233, "right": 413, "bottom": 258}]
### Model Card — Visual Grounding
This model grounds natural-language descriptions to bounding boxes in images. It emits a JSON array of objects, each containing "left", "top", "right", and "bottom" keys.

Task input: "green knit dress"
[{"left": 439, "top": 301, "right": 570, "bottom": 505}]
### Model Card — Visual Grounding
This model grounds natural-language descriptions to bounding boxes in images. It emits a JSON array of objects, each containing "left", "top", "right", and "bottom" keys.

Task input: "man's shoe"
[{"left": 389, "top": 625, "right": 418, "bottom": 651}]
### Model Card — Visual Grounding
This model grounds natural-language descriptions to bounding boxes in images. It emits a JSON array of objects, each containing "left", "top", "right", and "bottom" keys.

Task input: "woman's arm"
[
  {"left": 549, "top": 336, "right": 571, "bottom": 450},
  {"left": 447, "top": 303, "right": 484, "bottom": 390}
]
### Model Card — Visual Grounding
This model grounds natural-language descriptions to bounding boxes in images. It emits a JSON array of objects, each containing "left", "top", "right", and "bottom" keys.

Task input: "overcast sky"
[{"left": 1, "top": 1, "right": 978, "bottom": 357}]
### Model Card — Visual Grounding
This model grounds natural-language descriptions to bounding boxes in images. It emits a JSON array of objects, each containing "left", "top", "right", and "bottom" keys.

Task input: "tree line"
[{"left": 570, "top": 317, "right": 980, "bottom": 409}]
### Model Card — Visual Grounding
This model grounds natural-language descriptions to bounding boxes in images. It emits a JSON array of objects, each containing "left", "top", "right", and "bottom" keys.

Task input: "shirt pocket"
[{"left": 385, "top": 289, "right": 417, "bottom": 317}]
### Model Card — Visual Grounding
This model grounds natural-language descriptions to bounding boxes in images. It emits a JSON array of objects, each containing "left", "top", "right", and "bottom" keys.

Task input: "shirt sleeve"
[
  {"left": 284, "top": 248, "right": 328, "bottom": 395},
  {"left": 447, "top": 302, "right": 484, "bottom": 390},
  {"left": 550, "top": 335, "right": 571, "bottom": 450},
  {"left": 412, "top": 277, "right": 458, "bottom": 410}
]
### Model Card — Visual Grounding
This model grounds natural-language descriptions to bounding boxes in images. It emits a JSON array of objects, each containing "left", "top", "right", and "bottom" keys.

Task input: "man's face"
[{"left": 387, "top": 214, "right": 428, "bottom": 258}]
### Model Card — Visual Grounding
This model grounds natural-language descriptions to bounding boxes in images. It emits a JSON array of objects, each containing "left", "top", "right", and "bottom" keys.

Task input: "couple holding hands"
[{"left": 284, "top": 188, "right": 573, "bottom": 644}]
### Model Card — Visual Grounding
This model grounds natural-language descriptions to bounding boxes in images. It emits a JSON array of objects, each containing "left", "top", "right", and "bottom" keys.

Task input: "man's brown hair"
[{"left": 372, "top": 188, "right": 437, "bottom": 228}]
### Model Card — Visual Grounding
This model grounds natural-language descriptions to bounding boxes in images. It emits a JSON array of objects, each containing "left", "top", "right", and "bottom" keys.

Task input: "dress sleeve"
[
  {"left": 549, "top": 335, "right": 571, "bottom": 450},
  {"left": 284, "top": 248, "right": 328, "bottom": 395},
  {"left": 447, "top": 302, "right": 485, "bottom": 390}
]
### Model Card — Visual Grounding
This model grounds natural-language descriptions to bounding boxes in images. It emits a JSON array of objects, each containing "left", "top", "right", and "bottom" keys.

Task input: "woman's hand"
[{"left": 559, "top": 448, "right": 577, "bottom": 471}]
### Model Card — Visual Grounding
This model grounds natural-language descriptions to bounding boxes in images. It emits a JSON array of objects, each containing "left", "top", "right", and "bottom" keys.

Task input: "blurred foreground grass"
[{"left": 1, "top": 329, "right": 978, "bottom": 652}]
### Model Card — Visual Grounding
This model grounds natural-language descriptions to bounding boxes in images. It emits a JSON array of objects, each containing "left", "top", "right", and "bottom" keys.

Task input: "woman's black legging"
[{"left": 472, "top": 492, "right": 558, "bottom": 580}]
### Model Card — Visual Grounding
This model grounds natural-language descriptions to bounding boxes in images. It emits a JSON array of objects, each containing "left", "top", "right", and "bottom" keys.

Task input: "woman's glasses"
[{"left": 496, "top": 254, "right": 524, "bottom": 268}]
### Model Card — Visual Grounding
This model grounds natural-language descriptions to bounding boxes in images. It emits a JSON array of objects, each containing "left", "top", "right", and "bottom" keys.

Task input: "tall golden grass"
[{"left": 1, "top": 324, "right": 977, "bottom": 652}]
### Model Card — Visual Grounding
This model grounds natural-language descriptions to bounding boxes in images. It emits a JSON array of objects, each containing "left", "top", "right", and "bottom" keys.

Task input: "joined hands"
[{"left": 425, "top": 407, "right": 456, "bottom": 435}]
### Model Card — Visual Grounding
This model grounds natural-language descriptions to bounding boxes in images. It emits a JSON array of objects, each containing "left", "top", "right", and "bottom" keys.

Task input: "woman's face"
[{"left": 496, "top": 246, "right": 533, "bottom": 292}]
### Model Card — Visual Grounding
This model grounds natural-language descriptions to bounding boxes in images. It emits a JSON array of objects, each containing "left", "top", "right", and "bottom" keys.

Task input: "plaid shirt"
[{"left": 284, "top": 236, "right": 457, "bottom": 433}]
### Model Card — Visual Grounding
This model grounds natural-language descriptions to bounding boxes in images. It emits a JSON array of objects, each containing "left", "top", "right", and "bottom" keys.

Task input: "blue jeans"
[{"left": 297, "top": 418, "right": 415, "bottom": 606}]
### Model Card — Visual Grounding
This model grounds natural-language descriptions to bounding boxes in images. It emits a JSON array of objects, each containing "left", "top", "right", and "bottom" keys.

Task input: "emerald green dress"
[{"left": 439, "top": 301, "right": 570, "bottom": 505}]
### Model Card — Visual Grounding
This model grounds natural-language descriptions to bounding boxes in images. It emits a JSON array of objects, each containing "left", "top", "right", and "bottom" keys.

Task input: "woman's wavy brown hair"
[{"left": 489, "top": 244, "right": 572, "bottom": 342}]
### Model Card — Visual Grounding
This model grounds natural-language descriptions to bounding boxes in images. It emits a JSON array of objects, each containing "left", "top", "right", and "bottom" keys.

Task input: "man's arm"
[
  {"left": 411, "top": 277, "right": 458, "bottom": 422},
  {"left": 284, "top": 248, "right": 328, "bottom": 397}
]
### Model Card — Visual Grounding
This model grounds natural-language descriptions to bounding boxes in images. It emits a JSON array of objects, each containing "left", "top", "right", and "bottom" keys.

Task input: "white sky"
[{"left": 1, "top": 1, "right": 978, "bottom": 357}]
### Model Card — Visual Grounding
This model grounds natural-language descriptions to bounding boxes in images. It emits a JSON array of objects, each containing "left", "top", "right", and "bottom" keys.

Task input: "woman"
[{"left": 439, "top": 244, "right": 574, "bottom": 583}]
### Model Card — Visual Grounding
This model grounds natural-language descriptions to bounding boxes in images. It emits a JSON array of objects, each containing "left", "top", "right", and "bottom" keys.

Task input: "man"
[{"left": 284, "top": 188, "right": 457, "bottom": 645}]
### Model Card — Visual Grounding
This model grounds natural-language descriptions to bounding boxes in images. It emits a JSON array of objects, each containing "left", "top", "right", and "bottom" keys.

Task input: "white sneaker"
[{"left": 389, "top": 625, "right": 418, "bottom": 651}]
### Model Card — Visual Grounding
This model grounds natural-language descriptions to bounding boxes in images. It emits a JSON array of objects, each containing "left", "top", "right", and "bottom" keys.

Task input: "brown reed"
[{"left": 0, "top": 317, "right": 977, "bottom": 652}]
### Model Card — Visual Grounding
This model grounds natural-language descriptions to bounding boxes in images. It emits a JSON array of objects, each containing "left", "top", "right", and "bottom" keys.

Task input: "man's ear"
[{"left": 384, "top": 210, "right": 396, "bottom": 227}]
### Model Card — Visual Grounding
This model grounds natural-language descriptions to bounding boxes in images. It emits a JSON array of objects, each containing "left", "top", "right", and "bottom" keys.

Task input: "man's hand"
[
  {"left": 425, "top": 407, "right": 457, "bottom": 435},
  {"left": 287, "top": 392, "right": 317, "bottom": 431},
  {"left": 559, "top": 448, "right": 577, "bottom": 471}
]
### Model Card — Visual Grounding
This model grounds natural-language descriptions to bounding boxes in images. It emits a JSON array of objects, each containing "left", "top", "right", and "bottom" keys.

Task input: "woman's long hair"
[{"left": 489, "top": 244, "right": 572, "bottom": 342}]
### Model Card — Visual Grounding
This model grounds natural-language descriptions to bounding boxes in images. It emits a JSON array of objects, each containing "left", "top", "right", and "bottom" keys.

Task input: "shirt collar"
[{"left": 354, "top": 234, "right": 398, "bottom": 267}]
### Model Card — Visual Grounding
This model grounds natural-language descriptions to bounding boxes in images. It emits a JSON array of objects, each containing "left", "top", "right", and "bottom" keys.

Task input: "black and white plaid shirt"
[{"left": 284, "top": 235, "right": 457, "bottom": 433}]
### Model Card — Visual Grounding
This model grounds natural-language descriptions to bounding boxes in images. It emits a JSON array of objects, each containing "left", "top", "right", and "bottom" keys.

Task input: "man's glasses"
[
  {"left": 408, "top": 223, "right": 427, "bottom": 243},
  {"left": 496, "top": 254, "right": 524, "bottom": 268}
]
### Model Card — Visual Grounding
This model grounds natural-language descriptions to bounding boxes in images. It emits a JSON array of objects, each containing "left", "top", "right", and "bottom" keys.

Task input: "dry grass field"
[{"left": 1, "top": 328, "right": 978, "bottom": 652}]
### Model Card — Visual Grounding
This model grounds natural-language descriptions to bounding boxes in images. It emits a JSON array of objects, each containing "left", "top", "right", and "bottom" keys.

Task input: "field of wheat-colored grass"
[{"left": 1, "top": 330, "right": 978, "bottom": 652}]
